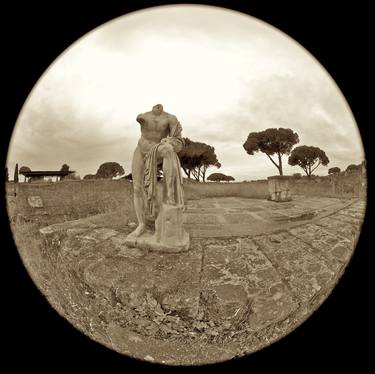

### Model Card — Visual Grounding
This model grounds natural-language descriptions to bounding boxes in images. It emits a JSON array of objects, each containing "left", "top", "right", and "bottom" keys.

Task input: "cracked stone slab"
[
  {"left": 334, "top": 212, "right": 364, "bottom": 227},
  {"left": 288, "top": 223, "right": 352, "bottom": 268},
  {"left": 253, "top": 232, "right": 335, "bottom": 304},
  {"left": 82, "top": 239, "right": 203, "bottom": 319},
  {"left": 334, "top": 202, "right": 366, "bottom": 227},
  {"left": 315, "top": 216, "right": 360, "bottom": 243},
  {"left": 272, "top": 208, "right": 317, "bottom": 222},
  {"left": 200, "top": 238, "right": 297, "bottom": 330}
]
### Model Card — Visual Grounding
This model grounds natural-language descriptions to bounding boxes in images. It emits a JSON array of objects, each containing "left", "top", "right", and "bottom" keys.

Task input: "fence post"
[{"left": 13, "top": 163, "right": 19, "bottom": 197}]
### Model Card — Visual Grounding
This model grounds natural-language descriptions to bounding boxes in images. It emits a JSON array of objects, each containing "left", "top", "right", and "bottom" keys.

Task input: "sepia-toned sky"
[{"left": 7, "top": 5, "right": 365, "bottom": 181}]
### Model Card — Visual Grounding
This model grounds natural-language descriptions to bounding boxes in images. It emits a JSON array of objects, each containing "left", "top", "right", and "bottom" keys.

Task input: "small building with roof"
[{"left": 20, "top": 170, "right": 75, "bottom": 183}]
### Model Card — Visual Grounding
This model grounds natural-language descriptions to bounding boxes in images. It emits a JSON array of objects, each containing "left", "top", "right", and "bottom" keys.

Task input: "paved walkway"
[{"left": 38, "top": 196, "right": 366, "bottom": 365}]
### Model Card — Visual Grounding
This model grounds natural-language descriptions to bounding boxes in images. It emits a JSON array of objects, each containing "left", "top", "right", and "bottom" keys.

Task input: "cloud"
[{"left": 6, "top": 5, "right": 364, "bottom": 180}]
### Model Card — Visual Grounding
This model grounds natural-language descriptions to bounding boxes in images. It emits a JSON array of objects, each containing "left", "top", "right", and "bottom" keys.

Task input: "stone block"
[
  {"left": 200, "top": 238, "right": 298, "bottom": 327},
  {"left": 125, "top": 203, "right": 190, "bottom": 253},
  {"left": 27, "top": 195, "right": 44, "bottom": 208},
  {"left": 267, "top": 176, "right": 292, "bottom": 202}
]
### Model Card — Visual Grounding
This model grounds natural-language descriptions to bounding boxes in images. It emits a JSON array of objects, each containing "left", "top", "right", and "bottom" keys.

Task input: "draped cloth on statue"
[{"left": 143, "top": 121, "right": 185, "bottom": 218}]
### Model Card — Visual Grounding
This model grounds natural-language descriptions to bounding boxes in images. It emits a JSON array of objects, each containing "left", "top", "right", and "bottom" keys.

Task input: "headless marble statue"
[{"left": 125, "top": 104, "right": 190, "bottom": 252}]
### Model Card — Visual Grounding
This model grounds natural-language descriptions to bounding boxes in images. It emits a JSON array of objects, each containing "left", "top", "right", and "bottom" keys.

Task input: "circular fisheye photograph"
[{"left": 5, "top": 4, "right": 367, "bottom": 366}]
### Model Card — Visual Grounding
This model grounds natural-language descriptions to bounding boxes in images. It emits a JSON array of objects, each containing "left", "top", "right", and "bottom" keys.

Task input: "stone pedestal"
[
  {"left": 267, "top": 176, "right": 292, "bottom": 202},
  {"left": 125, "top": 203, "right": 190, "bottom": 253}
]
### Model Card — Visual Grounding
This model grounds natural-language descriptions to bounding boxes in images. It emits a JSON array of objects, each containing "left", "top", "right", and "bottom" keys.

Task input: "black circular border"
[{"left": 1, "top": 1, "right": 372, "bottom": 371}]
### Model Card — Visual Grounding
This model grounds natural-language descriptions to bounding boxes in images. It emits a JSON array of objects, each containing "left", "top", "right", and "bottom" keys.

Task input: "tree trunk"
[
  {"left": 197, "top": 165, "right": 202, "bottom": 182},
  {"left": 182, "top": 167, "right": 190, "bottom": 178},
  {"left": 192, "top": 168, "right": 200, "bottom": 181},
  {"left": 278, "top": 153, "right": 283, "bottom": 176},
  {"left": 202, "top": 165, "right": 207, "bottom": 183}
]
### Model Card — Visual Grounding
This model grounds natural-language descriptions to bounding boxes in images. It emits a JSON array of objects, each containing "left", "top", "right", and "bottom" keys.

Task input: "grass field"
[{"left": 6, "top": 179, "right": 136, "bottom": 227}]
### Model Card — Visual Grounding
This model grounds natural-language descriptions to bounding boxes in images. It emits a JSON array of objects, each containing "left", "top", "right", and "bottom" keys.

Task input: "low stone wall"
[
  {"left": 290, "top": 173, "right": 366, "bottom": 199},
  {"left": 183, "top": 180, "right": 269, "bottom": 200}
]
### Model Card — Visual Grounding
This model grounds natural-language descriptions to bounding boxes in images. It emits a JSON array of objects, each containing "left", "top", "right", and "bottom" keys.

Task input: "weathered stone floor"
[
  {"left": 184, "top": 196, "right": 352, "bottom": 237},
  {"left": 38, "top": 196, "right": 366, "bottom": 365}
]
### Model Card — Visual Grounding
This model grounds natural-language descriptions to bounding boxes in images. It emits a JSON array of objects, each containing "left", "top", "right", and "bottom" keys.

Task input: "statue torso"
[{"left": 137, "top": 112, "right": 172, "bottom": 153}]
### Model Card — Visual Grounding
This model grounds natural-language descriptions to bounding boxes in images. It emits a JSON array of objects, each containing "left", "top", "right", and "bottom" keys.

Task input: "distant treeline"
[{"left": 7, "top": 127, "right": 365, "bottom": 183}]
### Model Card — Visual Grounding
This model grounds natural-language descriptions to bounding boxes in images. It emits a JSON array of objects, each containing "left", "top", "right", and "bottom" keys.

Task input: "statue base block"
[
  {"left": 125, "top": 203, "right": 190, "bottom": 253},
  {"left": 267, "top": 175, "right": 293, "bottom": 202},
  {"left": 125, "top": 230, "right": 190, "bottom": 253}
]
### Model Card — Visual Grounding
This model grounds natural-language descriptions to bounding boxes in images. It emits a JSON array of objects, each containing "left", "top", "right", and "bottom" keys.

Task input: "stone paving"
[
  {"left": 38, "top": 196, "right": 366, "bottom": 365},
  {"left": 183, "top": 196, "right": 352, "bottom": 237}
]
